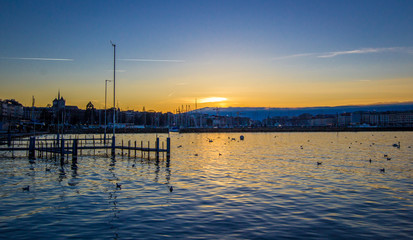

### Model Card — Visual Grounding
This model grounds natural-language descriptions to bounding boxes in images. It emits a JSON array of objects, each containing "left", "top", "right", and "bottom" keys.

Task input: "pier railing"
[{"left": 0, "top": 135, "right": 171, "bottom": 161}]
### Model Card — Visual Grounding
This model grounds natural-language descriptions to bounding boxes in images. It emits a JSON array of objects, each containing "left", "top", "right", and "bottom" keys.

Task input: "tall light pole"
[
  {"left": 104, "top": 79, "right": 111, "bottom": 144},
  {"left": 110, "top": 41, "right": 116, "bottom": 156}
]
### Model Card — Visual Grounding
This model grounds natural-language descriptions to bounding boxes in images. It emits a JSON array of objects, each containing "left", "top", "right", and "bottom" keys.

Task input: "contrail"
[
  {"left": 317, "top": 47, "right": 397, "bottom": 58},
  {"left": 119, "top": 58, "right": 185, "bottom": 63},
  {"left": 1, "top": 57, "right": 74, "bottom": 61},
  {"left": 272, "top": 47, "right": 412, "bottom": 60}
]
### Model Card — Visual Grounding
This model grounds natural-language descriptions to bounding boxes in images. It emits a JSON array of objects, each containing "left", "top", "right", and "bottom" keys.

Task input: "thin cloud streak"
[
  {"left": 119, "top": 58, "right": 185, "bottom": 63},
  {"left": 272, "top": 47, "right": 412, "bottom": 60},
  {"left": 318, "top": 47, "right": 401, "bottom": 58},
  {"left": 1, "top": 57, "right": 74, "bottom": 61}
]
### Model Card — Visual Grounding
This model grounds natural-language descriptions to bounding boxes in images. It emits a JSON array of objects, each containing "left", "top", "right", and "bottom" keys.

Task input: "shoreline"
[
  {"left": 1, "top": 127, "right": 412, "bottom": 139},
  {"left": 178, "top": 127, "right": 413, "bottom": 133}
]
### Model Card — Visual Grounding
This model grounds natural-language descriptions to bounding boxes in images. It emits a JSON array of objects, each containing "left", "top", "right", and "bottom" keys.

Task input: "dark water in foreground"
[{"left": 0, "top": 132, "right": 412, "bottom": 239}]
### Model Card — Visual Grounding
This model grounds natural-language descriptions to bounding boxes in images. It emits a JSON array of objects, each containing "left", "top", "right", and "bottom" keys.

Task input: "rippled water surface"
[{"left": 1, "top": 132, "right": 412, "bottom": 239}]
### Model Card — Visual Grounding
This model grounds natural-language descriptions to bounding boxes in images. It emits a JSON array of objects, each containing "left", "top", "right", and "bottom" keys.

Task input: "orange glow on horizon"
[{"left": 199, "top": 97, "right": 228, "bottom": 103}]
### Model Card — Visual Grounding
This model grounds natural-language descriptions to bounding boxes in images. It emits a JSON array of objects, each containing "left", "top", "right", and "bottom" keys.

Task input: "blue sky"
[{"left": 1, "top": 0, "right": 412, "bottom": 111}]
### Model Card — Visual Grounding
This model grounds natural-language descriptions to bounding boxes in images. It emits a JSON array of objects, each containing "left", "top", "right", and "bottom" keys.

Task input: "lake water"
[{"left": 0, "top": 132, "right": 412, "bottom": 239}]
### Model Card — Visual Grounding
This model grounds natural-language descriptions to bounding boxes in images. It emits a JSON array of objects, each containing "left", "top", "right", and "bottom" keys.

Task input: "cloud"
[
  {"left": 1, "top": 57, "right": 74, "bottom": 61},
  {"left": 168, "top": 91, "right": 175, "bottom": 97},
  {"left": 119, "top": 58, "right": 185, "bottom": 63},
  {"left": 318, "top": 47, "right": 400, "bottom": 58},
  {"left": 272, "top": 47, "right": 412, "bottom": 60}
]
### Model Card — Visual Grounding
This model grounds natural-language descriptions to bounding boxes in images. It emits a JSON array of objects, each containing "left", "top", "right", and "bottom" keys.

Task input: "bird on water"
[
  {"left": 169, "top": 186, "right": 173, "bottom": 192},
  {"left": 116, "top": 183, "right": 122, "bottom": 189},
  {"left": 22, "top": 186, "right": 30, "bottom": 191}
]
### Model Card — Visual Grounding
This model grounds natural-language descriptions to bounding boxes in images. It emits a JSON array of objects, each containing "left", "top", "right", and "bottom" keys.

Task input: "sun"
[{"left": 199, "top": 97, "right": 228, "bottom": 103}]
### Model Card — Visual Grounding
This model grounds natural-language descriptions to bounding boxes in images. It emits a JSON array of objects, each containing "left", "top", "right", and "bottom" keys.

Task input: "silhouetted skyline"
[{"left": 1, "top": 0, "right": 413, "bottom": 112}]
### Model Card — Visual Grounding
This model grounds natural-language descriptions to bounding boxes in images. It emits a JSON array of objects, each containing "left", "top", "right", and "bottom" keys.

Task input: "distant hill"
[{"left": 192, "top": 102, "right": 413, "bottom": 120}]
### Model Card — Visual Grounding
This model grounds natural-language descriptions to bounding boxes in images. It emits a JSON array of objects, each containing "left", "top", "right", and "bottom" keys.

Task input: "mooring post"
[
  {"left": 148, "top": 141, "right": 150, "bottom": 160},
  {"left": 121, "top": 139, "right": 124, "bottom": 156},
  {"left": 141, "top": 141, "right": 143, "bottom": 159},
  {"left": 166, "top": 137, "right": 171, "bottom": 159},
  {"left": 128, "top": 140, "right": 131, "bottom": 157},
  {"left": 134, "top": 141, "right": 137, "bottom": 157},
  {"left": 111, "top": 136, "right": 116, "bottom": 157},
  {"left": 29, "top": 136, "right": 35, "bottom": 160},
  {"left": 60, "top": 137, "right": 65, "bottom": 165},
  {"left": 72, "top": 139, "right": 78, "bottom": 162},
  {"left": 156, "top": 137, "right": 160, "bottom": 160},
  {"left": 38, "top": 141, "right": 41, "bottom": 158}
]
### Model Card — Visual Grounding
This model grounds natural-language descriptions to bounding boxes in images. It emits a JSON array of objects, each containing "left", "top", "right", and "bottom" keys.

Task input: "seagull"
[
  {"left": 380, "top": 168, "right": 385, "bottom": 173},
  {"left": 317, "top": 162, "right": 322, "bottom": 166},
  {"left": 116, "top": 183, "right": 121, "bottom": 189},
  {"left": 387, "top": 157, "right": 392, "bottom": 161},
  {"left": 22, "top": 186, "right": 30, "bottom": 191},
  {"left": 169, "top": 186, "right": 173, "bottom": 192}
]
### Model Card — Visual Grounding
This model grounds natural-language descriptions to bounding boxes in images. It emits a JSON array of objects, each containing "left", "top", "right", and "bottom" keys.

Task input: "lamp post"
[
  {"left": 104, "top": 79, "right": 111, "bottom": 144},
  {"left": 110, "top": 41, "right": 116, "bottom": 157}
]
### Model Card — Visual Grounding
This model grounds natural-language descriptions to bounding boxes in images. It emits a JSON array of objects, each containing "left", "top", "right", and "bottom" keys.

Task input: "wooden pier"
[{"left": 0, "top": 135, "right": 171, "bottom": 162}]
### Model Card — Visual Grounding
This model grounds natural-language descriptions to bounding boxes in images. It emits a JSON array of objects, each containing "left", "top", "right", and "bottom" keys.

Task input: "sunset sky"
[{"left": 1, "top": 0, "right": 412, "bottom": 112}]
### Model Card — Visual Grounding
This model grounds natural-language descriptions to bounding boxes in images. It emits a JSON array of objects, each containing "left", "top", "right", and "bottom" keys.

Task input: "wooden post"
[
  {"left": 156, "top": 137, "right": 160, "bottom": 160},
  {"left": 60, "top": 137, "right": 65, "bottom": 165},
  {"left": 111, "top": 136, "right": 116, "bottom": 157},
  {"left": 53, "top": 139, "right": 56, "bottom": 160},
  {"left": 141, "top": 141, "right": 143, "bottom": 159},
  {"left": 93, "top": 135, "right": 96, "bottom": 155},
  {"left": 38, "top": 141, "right": 40, "bottom": 158},
  {"left": 128, "top": 140, "right": 130, "bottom": 157},
  {"left": 122, "top": 139, "right": 124, "bottom": 156},
  {"left": 134, "top": 141, "right": 137, "bottom": 157},
  {"left": 29, "top": 137, "right": 35, "bottom": 160},
  {"left": 166, "top": 137, "right": 171, "bottom": 159},
  {"left": 148, "top": 141, "right": 150, "bottom": 160},
  {"left": 72, "top": 139, "right": 78, "bottom": 162}
]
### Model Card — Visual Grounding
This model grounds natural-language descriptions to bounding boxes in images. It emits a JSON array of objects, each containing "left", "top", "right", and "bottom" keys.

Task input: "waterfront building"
[{"left": 0, "top": 99, "right": 24, "bottom": 130}]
